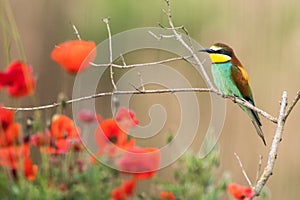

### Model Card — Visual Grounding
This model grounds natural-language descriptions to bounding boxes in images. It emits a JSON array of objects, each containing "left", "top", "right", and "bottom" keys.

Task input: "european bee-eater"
[{"left": 200, "top": 43, "right": 266, "bottom": 145}]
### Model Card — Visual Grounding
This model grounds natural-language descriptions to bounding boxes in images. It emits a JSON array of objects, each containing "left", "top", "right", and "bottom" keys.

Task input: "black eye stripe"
[{"left": 216, "top": 49, "right": 232, "bottom": 57}]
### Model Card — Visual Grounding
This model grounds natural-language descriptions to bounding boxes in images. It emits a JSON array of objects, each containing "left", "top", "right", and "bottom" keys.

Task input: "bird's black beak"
[{"left": 199, "top": 48, "right": 214, "bottom": 53}]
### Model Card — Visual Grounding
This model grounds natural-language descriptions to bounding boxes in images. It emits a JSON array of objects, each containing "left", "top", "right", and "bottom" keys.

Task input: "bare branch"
[
  {"left": 102, "top": 18, "right": 117, "bottom": 90},
  {"left": 284, "top": 91, "right": 300, "bottom": 120},
  {"left": 254, "top": 91, "right": 288, "bottom": 196},
  {"left": 255, "top": 155, "right": 263, "bottom": 184},
  {"left": 225, "top": 95, "right": 278, "bottom": 124},
  {"left": 137, "top": 72, "right": 145, "bottom": 92},
  {"left": 71, "top": 22, "right": 81, "bottom": 40},
  {"left": 234, "top": 152, "right": 253, "bottom": 187},
  {"left": 148, "top": 30, "right": 175, "bottom": 40},
  {"left": 163, "top": 0, "right": 215, "bottom": 89},
  {"left": 91, "top": 55, "right": 191, "bottom": 69},
  {"left": 120, "top": 54, "right": 127, "bottom": 67},
  {"left": 129, "top": 82, "right": 143, "bottom": 93},
  {"left": 180, "top": 26, "right": 195, "bottom": 52},
  {"left": 2, "top": 88, "right": 210, "bottom": 111},
  {"left": 158, "top": 22, "right": 184, "bottom": 30},
  {"left": 2, "top": 87, "right": 277, "bottom": 124}
]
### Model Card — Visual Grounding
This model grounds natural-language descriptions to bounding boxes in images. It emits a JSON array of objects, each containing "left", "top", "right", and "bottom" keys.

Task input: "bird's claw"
[{"left": 233, "top": 96, "right": 237, "bottom": 103}]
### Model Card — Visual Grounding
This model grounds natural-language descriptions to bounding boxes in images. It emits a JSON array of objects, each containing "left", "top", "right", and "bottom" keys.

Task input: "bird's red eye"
[{"left": 219, "top": 49, "right": 226, "bottom": 54}]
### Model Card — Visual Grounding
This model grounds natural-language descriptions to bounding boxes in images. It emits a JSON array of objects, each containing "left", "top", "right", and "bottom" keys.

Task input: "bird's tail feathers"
[{"left": 252, "top": 120, "right": 266, "bottom": 146}]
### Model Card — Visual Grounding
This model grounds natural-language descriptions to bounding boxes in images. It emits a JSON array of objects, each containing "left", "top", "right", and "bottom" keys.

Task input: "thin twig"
[
  {"left": 225, "top": 95, "right": 278, "bottom": 124},
  {"left": 253, "top": 91, "right": 288, "bottom": 196},
  {"left": 234, "top": 152, "right": 253, "bottom": 187},
  {"left": 2, "top": 88, "right": 210, "bottom": 111},
  {"left": 129, "top": 82, "right": 143, "bottom": 93},
  {"left": 148, "top": 30, "right": 175, "bottom": 40},
  {"left": 284, "top": 91, "right": 300, "bottom": 120},
  {"left": 137, "top": 72, "right": 145, "bottom": 92},
  {"left": 71, "top": 22, "right": 81, "bottom": 40},
  {"left": 102, "top": 18, "right": 117, "bottom": 90},
  {"left": 163, "top": 0, "right": 215, "bottom": 89},
  {"left": 158, "top": 22, "right": 184, "bottom": 30},
  {"left": 181, "top": 26, "right": 195, "bottom": 52},
  {"left": 120, "top": 54, "right": 127, "bottom": 67},
  {"left": 2, "top": 88, "right": 276, "bottom": 124},
  {"left": 255, "top": 155, "right": 263, "bottom": 184},
  {"left": 91, "top": 55, "right": 192, "bottom": 68}
]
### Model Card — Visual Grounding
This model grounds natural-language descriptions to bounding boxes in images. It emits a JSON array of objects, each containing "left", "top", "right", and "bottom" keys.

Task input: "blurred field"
[{"left": 1, "top": 0, "right": 300, "bottom": 199}]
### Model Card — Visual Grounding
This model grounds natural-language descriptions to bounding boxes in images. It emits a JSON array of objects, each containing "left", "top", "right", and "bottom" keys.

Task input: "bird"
[{"left": 199, "top": 43, "right": 266, "bottom": 145}]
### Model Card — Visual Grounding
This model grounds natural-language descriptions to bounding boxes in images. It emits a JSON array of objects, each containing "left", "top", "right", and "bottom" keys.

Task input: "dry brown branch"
[
  {"left": 2, "top": 88, "right": 207, "bottom": 111},
  {"left": 162, "top": 0, "right": 215, "bottom": 89},
  {"left": 148, "top": 30, "right": 175, "bottom": 40},
  {"left": 255, "top": 155, "right": 263, "bottom": 184},
  {"left": 2, "top": 88, "right": 277, "bottom": 124},
  {"left": 253, "top": 91, "right": 288, "bottom": 196},
  {"left": 284, "top": 91, "right": 300, "bottom": 120},
  {"left": 71, "top": 23, "right": 81, "bottom": 40},
  {"left": 232, "top": 91, "right": 295, "bottom": 198},
  {"left": 234, "top": 152, "right": 253, "bottom": 187},
  {"left": 102, "top": 18, "right": 117, "bottom": 90},
  {"left": 91, "top": 55, "right": 191, "bottom": 68},
  {"left": 137, "top": 72, "right": 145, "bottom": 92},
  {"left": 225, "top": 95, "right": 277, "bottom": 123}
]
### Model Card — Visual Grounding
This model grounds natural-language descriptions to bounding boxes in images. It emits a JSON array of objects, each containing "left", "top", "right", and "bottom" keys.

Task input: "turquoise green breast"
[
  {"left": 211, "top": 62, "right": 257, "bottom": 122},
  {"left": 211, "top": 62, "right": 242, "bottom": 98}
]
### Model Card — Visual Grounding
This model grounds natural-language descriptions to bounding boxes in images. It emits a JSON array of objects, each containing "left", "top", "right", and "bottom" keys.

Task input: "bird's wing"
[
  {"left": 231, "top": 65, "right": 253, "bottom": 101},
  {"left": 231, "top": 65, "right": 262, "bottom": 125}
]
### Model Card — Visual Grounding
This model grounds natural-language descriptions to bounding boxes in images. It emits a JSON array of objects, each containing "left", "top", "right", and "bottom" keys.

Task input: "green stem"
[
  {"left": 3, "top": 0, "right": 27, "bottom": 62},
  {"left": 0, "top": 3, "right": 10, "bottom": 64}
]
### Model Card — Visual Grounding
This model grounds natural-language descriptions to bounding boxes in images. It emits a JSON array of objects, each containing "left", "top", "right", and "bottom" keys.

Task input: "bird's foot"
[{"left": 233, "top": 96, "right": 237, "bottom": 103}]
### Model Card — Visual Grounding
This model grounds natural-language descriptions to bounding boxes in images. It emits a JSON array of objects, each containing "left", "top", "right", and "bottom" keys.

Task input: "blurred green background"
[{"left": 1, "top": 0, "right": 300, "bottom": 199}]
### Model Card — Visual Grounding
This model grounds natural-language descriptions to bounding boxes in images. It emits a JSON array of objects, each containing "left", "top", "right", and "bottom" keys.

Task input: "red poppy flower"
[
  {"left": 117, "top": 146, "right": 160, "bottom": 179},
  {"left": 96, "top": 119, "right": 125, "bottom": 144},
  {"left": 0, "top": 123, "right": 20, "bottom": 146},
  {"left": 0, "top": 144, "right": 30, "bottom": 169},
  {"left": 23, "top": 157, "right": 38, "bottom": 181},
  {"left": 51, "top": 40, "right": 96, "bottom": 73},
  {"left": 111, "top": 187, "right": 125, "bottom": 200},
  {"left": 111, "top": 178, "right": 136, "bottom": 200},
  {"left": 55, "top": 138, "right": 71, "bottom": 154},
  {"left": 160, "top": 191, "right": 176, "bottom": 200},
  {"left": 30, "top": 132, "right": 50, "bottom": 146},
  {"left": 77, "top": 109, "right": 101, "bottom": 123},
  {"left": 0, "top": 107, "right": 14, "bottom": 130},
  {"left": 0, "top": 61, "right": 35, "bottom": 97},
  {"left": 227, "top": 183, "right": 254, "bottom": 200},
  {"left": 51, "top": 114, "right": 80, "bottom": 139},
  {"left": 95, "top": 119, "right": 135, "bottom": 153},
  {"left": 0, "top": 107, "right": 20, "bottom": 146},
  {"left": 115, "top": 107, "right": 139, "bottom": 132},
  {"left": 48, "top": 115, "right": 81, "bottom": 154},
  {"left": 122, "top": 178, "right": 136, "bottom": 196}
]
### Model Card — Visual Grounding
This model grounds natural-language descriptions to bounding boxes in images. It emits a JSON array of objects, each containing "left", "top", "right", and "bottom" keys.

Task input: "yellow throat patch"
[{"left": 209, "top": 53, "right": 231, "bottom": 63}]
